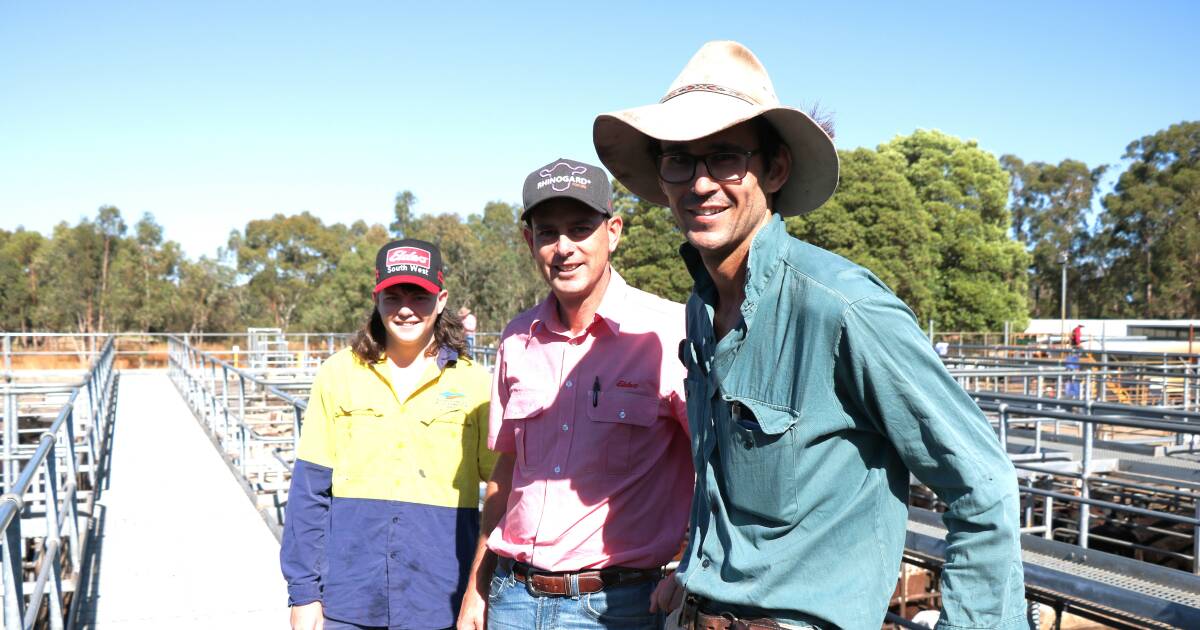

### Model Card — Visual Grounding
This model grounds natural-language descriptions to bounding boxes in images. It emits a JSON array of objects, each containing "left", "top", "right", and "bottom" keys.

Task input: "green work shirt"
[{"left": 675, "top": 215, "right": 1028, "bottom": 630}]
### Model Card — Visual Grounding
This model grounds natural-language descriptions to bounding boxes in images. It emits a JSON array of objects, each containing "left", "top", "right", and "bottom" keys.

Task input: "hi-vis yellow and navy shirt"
[{"left": 280, "top": 346, "right": 496, "bottom": 629}]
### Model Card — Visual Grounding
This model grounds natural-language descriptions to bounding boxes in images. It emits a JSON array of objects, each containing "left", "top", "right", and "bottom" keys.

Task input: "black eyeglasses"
[{"left": 655, "top": 150, "right": 759, "bottom": 184}]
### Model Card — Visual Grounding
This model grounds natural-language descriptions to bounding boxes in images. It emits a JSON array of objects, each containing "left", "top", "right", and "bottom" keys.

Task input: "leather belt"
[
  {"left": 505, "top": 559, "right": 660, "bottom": 597},
  {"left": 680, "top": 595, "right": 784, "bottom": 630}
]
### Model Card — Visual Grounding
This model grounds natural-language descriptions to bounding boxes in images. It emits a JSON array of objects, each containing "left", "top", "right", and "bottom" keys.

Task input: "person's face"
[
  {"left": 522, "top": 199, "right": 622, "bottom": 303},
  {"left": 375, "top": 283, "right": 448, "bottom": 351},
  {"left": 658, "top": 120, "right": 789, "bottom": 262}
]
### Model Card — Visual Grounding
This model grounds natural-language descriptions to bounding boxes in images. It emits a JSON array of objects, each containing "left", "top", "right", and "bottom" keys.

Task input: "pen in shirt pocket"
[{"left": 592, "top": 376, "right": 600, "bottom": 407}]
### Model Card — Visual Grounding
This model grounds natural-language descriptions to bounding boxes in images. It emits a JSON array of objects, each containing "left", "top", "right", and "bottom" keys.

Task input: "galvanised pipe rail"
[
  {"left": 169, "top": 335, "right": 310, "bottom": 457},
  {"left": 166, "top": 336, "right": 316, "bottom": 537},
  {"left": 949, "top": 342, "right": 1200, "bottom": 362},
  {"left": 947, "top": 351, "right": 1199, "bottom": 416},
  {"left": 0, "top": 338, "right": 116, "bottom": 630},
  {"left": 968, "top": 393, "right": 1200, "bottom": 574}
]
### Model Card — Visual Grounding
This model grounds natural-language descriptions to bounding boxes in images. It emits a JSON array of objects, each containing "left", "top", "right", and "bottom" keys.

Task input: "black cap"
[
  {"left": 374, "top": 239, "right": 444, "bottom": 294},
  {"left": 521, "top": 158, "right": 613, "bottom": 221}
]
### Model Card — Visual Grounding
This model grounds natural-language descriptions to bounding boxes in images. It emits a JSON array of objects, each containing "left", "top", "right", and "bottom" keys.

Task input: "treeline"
[
  {"left": 2, "top": 124, "right": 1196, "bottom": 335},
  {"left": 0, "top": 198, "right": 545, "bottom": 335}
]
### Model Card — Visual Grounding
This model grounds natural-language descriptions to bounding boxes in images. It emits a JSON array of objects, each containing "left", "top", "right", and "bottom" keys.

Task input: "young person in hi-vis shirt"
[{"left": 282, "top": 239, "right": 496, "bottom": 630}]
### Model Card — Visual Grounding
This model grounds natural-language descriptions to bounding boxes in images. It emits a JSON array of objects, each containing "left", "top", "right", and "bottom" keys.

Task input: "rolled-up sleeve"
[{"left": 840, "top": 296, "right": 1028, "bottom": 630}]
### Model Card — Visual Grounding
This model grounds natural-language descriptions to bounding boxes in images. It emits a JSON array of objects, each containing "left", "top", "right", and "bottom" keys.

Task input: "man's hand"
[
  {"left": 290, "top": 601, "right": 324, "bottom": 630},
  {"left": 456, "top": 586, "right": 487, "bottom": 630},
  {"left": 649, "top": 573, "right": 685, "bottom": 613}
]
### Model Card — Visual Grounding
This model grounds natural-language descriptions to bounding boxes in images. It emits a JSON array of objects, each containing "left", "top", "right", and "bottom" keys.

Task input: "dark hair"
[{"left": 350, "top": 302, "right": 468, "bottom": 364}]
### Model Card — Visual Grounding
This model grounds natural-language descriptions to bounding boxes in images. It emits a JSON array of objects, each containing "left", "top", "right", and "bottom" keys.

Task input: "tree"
[
  {"left": 1002, "top": 156, "right": 1105, "bottom": 318},
  {"left": 461, "top": 202, "right": 544, "bottom": 331},
  {"left": 104, "top": 213, "right": 183, "bottom": 331},
  {"left": 298, "top": 222, "right": 391, "bottom": 332},
  {"left": 390, "top": 190, "right": 417, "bottom": 238},
  {"left": 227, "top": 212, "right": 345, "bottom": 329},
  {"left": 609, "top": 181, "right": 692, "bottom": 303},
  {"left": 33, "top": 207, "right": 130, "bottom": 333},
  {"left": 94, "top": 205, "right": 126, "bottom": 332},
  {"left": 879, "top": 130, "right": 1029, "bottom": 331},
  {"left": 1094, "top": 121, "right": 1200, "bottom": 317},
  {"left": 787, "top": 147, "right": 938, "bottom": 321},
  {"left": 172, "top": 256, "right": 239, "bottom": 333},
  {"left": 0, "top": 228, "right": 46, "bottom": 332}
]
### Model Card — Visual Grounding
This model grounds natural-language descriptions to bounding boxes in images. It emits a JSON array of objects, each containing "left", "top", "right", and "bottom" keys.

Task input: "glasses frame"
[{"left": 655, "top": 149, "right": 760, "bottom": 184}]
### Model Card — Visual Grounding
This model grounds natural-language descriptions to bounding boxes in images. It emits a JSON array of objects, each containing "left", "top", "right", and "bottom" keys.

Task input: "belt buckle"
[
  {"left": 524, "top": 572, "right": 553, "bottom": 597},
  {"left": 527, "top": 571, "right": 580, "bottom": 597}
]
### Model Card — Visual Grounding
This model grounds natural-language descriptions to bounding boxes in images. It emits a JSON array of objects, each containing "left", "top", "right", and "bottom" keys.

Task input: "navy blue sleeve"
[{"left": 280, "top": 459, "right": 333, "bottom": 606}]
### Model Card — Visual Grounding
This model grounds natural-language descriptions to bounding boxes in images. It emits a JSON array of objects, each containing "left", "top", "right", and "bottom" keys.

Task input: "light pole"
[{"left": 1058, "top": 251, "right": 1069, "bottom": 346}]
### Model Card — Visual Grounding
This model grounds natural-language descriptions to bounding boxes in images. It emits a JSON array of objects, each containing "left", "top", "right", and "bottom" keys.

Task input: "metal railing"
[
  {"left": 944, "top": 348, "right": 1200, "bottom": 410},
  {"left": 0, "top": 338, "right": 116, "bottom": 629},
  {"left": 166, "top": 336, "right": 315, "bottom": 538},
  {"left": 0, "top": 332, "right": 356, "bottom": 376},
  {"left": 945, "top": 375, "right": 1200, "bottom": 574}
]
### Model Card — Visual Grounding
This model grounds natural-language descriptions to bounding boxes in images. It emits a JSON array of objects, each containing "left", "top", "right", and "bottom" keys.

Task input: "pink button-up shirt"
[{"left": 487, "top": 269, "right": 692, "bottom": 571}]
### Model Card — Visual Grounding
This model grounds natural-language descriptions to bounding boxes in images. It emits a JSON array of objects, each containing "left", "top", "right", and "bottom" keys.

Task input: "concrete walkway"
[{"left": 77, "top": 372, "right": 285, "bottom": 629}]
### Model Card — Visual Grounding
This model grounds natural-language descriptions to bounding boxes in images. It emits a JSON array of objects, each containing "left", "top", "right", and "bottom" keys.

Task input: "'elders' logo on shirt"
[{"left": 385, "top": 247, "right": 431, "bottom": 272}]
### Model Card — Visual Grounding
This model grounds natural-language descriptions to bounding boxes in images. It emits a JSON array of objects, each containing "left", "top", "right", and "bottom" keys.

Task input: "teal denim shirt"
[{"left": 675, "top": 215, "right": 1028, "bottom": 630}]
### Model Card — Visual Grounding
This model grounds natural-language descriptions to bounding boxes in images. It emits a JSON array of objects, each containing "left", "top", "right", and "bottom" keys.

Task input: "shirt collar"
[
  {"left": 528, "top": 265, "right": 626, "bottom": 339},
  {"left": 435, "top": 345, "right": 459, "bottom": 370},
  {"left": 372, "top": 345, "right": 458, "bottom": 370}
]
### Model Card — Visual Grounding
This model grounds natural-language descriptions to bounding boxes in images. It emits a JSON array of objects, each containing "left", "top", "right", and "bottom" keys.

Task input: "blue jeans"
[{"left": 487, "top": 563, "right": 664, "bottom": 630}]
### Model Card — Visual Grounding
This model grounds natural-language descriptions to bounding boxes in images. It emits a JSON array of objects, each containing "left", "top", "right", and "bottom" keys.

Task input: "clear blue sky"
[{"left": 2, "top": 2, "right": 1196, "bottom": 259}]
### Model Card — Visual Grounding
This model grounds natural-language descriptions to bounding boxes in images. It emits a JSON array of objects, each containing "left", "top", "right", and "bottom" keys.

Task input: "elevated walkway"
[
  {"left": 75, "top": 372, "right": 283, "bottom": 629},
  {"left": 907, "top": 507, "right": 1200, "bottom": 628}
]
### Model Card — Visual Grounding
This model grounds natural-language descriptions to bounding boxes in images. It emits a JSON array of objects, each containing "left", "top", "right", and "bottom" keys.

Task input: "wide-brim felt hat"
[{"left": 593, "top": 40, "right": 839, "bottom": 217}]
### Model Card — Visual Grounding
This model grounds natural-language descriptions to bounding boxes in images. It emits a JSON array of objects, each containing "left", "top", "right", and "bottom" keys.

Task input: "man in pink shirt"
[{"left": 457, "top": 158, "right": 692, "bottom": 630}]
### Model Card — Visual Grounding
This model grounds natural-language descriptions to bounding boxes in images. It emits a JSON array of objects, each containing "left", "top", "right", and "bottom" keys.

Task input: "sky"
[{"left": 2, "top": 2, "right": 1197, "bottom": 260}]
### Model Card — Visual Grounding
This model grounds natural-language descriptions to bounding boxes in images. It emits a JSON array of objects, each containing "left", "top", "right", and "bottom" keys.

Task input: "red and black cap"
[{"left": 373, "top": 239, "right": 444, "bottom": 295}]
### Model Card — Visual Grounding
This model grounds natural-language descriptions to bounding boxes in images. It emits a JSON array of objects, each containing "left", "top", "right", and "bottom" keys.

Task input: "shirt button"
[
  {"left": 743, "top": 439, "right": 753, "bottom": 449},
  {"left": 618, "top": 410, "right": 626, "bottom": 419},
  {"left": 554, "top": 465, "right": 561, "bottom": 474},
  {"left": 701, "top": 559, "right": 711, "bottom": 568},
  {"left": 392, "top": 516, "right": 399, "bottom": 524},
  {"left": 390, "top": 552, "right": 399, "bottom": 560},
  {"left": 562, "top": 424, "right": 569, "bottom": 431},
  {"left": 566, "top": 379, "right": 574, "bottom": 388}
]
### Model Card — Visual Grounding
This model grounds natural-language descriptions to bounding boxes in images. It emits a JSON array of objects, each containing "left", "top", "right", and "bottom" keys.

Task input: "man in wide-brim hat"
[{"left": 595, "top": 41, "right": 1027, "bottom": 630}]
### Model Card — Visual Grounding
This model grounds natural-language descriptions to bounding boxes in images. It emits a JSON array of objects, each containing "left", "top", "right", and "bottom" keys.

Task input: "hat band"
[{"left": 660, "top": 83, "right": 757, "bottom": 106}]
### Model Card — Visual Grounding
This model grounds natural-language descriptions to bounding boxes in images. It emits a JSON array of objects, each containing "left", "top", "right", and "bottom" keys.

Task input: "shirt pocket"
[
  {"left": 331, "top": 406, "right": 385, "bottom": 481},
  {"left": 421, "top": 402, "right": 469, "bottom": 434},
  {"left": 719, "top": 400, "right": 799, "bottom": 525},
  {"left": 419, "top": 403, "right": 472, "bottom": 487},
  {"left": 587, "top": 390, "right": 659, "bottom": 475},
  {"left": 503, "top": 388, "right": 550, "bottom": 471}
]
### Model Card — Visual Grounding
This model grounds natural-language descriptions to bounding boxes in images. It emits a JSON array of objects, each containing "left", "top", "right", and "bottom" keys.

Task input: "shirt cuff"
[{"left": 287, "top": 583, "right": 322, "bottom": 607}]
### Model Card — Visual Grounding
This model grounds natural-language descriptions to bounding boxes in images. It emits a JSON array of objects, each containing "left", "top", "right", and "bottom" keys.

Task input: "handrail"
[
  {"left": 961, "top": 386, "right": 1200, "bottom": 575},
  {"left": 166, "top": 336, "right": 319, "bottom": 539},
  {"left": 0, "top": 338, "right": 116, "bottom": 630}
]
